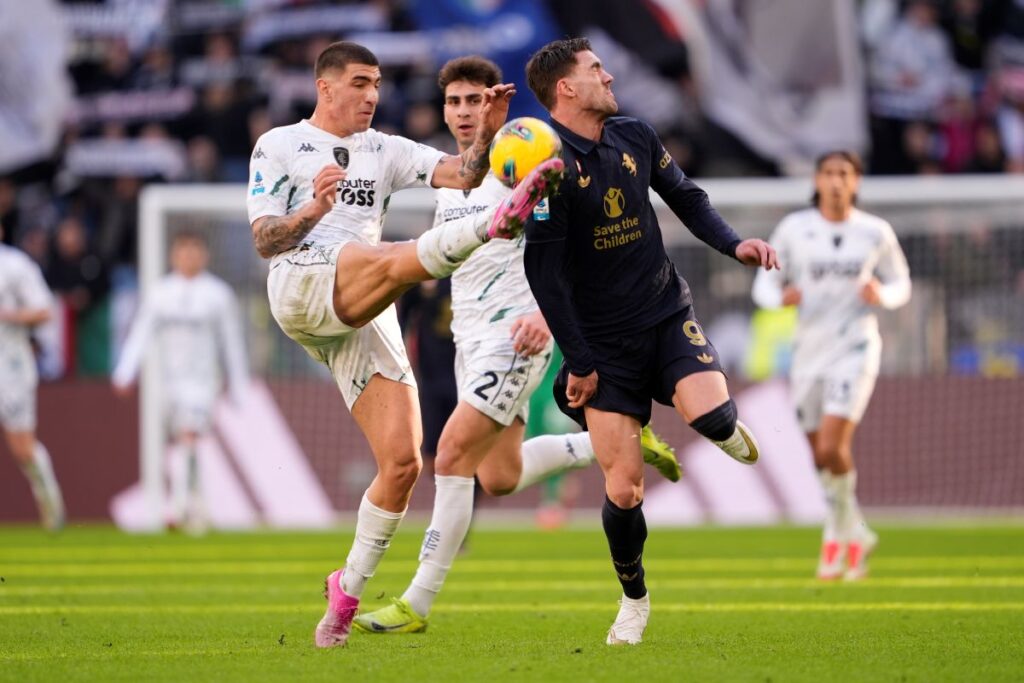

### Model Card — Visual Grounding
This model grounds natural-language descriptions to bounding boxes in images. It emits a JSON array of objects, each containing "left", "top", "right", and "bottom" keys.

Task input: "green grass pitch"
[{"left": 2, "top": 523, "right": 1022, "bottom": 682}]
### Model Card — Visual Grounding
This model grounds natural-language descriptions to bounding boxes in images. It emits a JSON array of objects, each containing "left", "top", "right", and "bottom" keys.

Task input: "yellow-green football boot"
[
  {"left": 353, "top": 597, "right": 428, "bottom": 634},
  {"left": 640, "top": 425, "right": 681, "bottom": 482}
]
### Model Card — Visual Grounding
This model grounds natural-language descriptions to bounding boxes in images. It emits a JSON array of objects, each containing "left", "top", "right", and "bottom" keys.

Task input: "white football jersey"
[
  {"left": 752, "top": 207, "right": 911, "bottom": 378},
  {"left": 113, "top": 272, "right": 247, "bottom": 402},
  {"left": 436, "top": 174, "right": 539, "bottom": 343},
  {"left": 0, "top": 244, "right": 52, "bottom": 368},
  {"left": 247, "top": 120, "right": 445, "bottom": 263}
]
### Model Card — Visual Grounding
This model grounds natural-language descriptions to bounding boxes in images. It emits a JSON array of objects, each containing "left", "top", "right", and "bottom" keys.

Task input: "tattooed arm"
[
  {"left": 430, "top": 83, "right": 516, "bottom": 190},
  {"left": 251, "top": 164, "right": 345, "bottom": 258}
]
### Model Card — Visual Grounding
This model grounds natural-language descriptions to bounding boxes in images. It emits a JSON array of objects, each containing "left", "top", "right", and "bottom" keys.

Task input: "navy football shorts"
[{"left": 553, "top": 306, "right": 724, "bottom": 428}]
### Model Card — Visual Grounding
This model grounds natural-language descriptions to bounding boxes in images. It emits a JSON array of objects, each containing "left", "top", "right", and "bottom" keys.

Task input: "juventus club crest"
[{"left": 333, "top": 146, "right": 350, "bottom": 169}]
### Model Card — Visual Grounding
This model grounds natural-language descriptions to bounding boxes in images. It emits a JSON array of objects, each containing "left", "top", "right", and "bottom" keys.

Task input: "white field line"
[
  {"left": 2, "top": 576, "right": 1024, "bottom": 597},
  {"left": 3, "top": 556, "right": 1024, "bottom": 577},
  {"left": 1, "top": 602, "right": 1022, "bottom": 618}
]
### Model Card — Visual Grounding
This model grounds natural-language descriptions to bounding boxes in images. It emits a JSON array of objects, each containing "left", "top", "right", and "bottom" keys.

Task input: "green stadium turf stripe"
[
  {"left": 1, "top": 602, "right": 1022, "bottom": 617},
  {"left": 3, "top": 556, "right": 1024, "bottom": 576},
  {"left": 2, "top": 576, "right": 1023, "bottom": 597}
]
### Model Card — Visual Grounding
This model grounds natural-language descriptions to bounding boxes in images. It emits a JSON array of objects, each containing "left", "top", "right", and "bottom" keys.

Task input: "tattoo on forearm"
[
  {"left": 254, "top": 214, "right": 315, "bottom": 257},
  {"left": 457, "top": 141, "right": 490, "bottom": 183}
]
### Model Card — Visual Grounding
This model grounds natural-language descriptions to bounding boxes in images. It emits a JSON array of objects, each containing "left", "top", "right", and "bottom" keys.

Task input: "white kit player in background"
[
  {"left": 354, "top": 56, "right": 681, "bottom": 636},
  {"left": 0, "top": 221, "right": 65, "bottom": 531},
  {"left": 112, "top": 231, "right": 247, "bottom": 535},
  {"left": 245, "top": 42, "right": 562, "bottom": 648},
  {"left": 752, "top": 150, "right": 911, "bottom": 581}
]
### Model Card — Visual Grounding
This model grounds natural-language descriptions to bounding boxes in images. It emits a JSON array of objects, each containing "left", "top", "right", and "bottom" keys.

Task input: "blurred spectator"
[
  {"left": 46, "top": 216, "right": 111, "bottom": 376},
  {"left": 967, "top": 120, "right": 1008, "bottom": 172},
  {"left": 0, "top": 0, "right": 72, "bottom": 176},
  {"left": 868, "top": 0, "right": 956, "bottom": 173}
]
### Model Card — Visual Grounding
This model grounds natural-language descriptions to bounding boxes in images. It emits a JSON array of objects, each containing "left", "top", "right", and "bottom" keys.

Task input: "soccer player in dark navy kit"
[{"left": 523, "top": 38, "right": 779, "bottom": 645}]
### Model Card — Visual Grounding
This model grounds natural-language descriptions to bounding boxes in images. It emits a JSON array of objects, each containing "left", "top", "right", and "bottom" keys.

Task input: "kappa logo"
[
  {"left": 297, "top": 142, "right": 317, "bottom": 153},
  {"left": 252, "top": 147, "right": 266, "bottom": 159}
]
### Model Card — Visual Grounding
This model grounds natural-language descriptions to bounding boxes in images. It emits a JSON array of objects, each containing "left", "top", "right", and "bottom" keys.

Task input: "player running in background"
[
  {"left": 0, "top": 221, "right": 65, "bottom": 531},
  {"left": 246, "top": 41, "right": 563, "bottom": 648},
  {"left": 353, "top": 56, "right": 680, "bottom": 636},
  {"left": 522, "top": 38, "right": 778, "bottom": 646},
  {"left": 112, "top": 231, "right": 247, "bottom": 534},
  {"left": 752, "top": 150, "right": 911, "bottom": 581}
]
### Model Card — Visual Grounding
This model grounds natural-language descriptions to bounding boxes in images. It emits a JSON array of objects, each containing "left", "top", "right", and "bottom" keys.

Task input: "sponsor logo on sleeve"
[{"left": 251, "top": 171, "right": 265, "bottom": 196}]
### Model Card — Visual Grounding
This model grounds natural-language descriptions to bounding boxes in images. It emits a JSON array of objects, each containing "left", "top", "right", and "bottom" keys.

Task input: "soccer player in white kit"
[
  {"left": 112, "top": 231, "right": 247, "bottom": 534},
  {"left": 752, "top": 151, "right": 911, "bottom": 580},
  {"left": 353, "top": 56, "right": 682, "bottom": 635},
  {"left": 0, "top": 222, "right": 65, "bottom": 531},
  {"left": 245, "top": 42, "right": 563, "bottom": 648}
]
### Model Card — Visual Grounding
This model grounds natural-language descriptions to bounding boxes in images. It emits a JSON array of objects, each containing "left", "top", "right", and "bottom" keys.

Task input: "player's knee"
[
  {"left": 689, "top": 399, "right": 737, "bottom": 442},
  {"left": 606, "top": 477, "right": 643, "bottom": 510},
  {"left": 479, "top": 474, "right": 516, "bottom": 497},
  {"left": 381, "top": 452, "right": 422, "bottom": 492},
  {"left": 815, "top": 441, "right": 848, "bottom": 466}
]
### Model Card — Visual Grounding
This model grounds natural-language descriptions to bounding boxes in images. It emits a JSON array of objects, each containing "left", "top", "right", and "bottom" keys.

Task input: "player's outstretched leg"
[
  {"left": 688, "top": 399, "right": 760, "bottom": 465},
  {"left": 487, "top": 157, "right": 565, "bottom": 239},
  {"left": 333, "top": 160, "right": 564, "bottom": 329},
  {"left": 639, "top": 425, "right": 681, "bottom": 482}
]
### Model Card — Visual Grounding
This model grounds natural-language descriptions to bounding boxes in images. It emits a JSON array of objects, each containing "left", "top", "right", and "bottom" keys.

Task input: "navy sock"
[{"left": 601, "top": 496, "right": 648, "bottom": 599}]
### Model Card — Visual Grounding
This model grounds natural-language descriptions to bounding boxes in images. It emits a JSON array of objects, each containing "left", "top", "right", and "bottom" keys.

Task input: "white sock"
[
  {"left": 833, "top": 471, "right": 868, "bottom": 541},
  {"left": 20, "top": 442, "right": 64, "bottom": 526},
  {"left": 341, "top": 494, "right": 406, "bottom": 598},
  {"left": 818, "top": 469, "right": 839, "bottom": 542},
  {"left": 167, "top": 447, "right": 191, "bottom": 522},
  {"left": 415, "top": 209, "right": 494, "bottom": 278},
  {"left": 403, "top": 475, "right": 476, "bottom": 617},
  {"left": 512, "top": 432, "right": 595, "bottom": 494}
]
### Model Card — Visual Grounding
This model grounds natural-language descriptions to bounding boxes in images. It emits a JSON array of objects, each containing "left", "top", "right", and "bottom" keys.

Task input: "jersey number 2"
[{"left": 474, "top": 371, "right": 499, "bottom": 400}]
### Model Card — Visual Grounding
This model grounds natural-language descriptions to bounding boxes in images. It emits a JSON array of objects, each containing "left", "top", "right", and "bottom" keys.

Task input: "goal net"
[{"left": 130, "top": 175, "right": 1024, "bottom": 529}]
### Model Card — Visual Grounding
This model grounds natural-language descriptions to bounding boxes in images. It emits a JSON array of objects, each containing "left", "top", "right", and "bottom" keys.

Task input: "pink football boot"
[
  {"left": 314, "top": 569, "right": 360, "bottom": 648},
  {"left": 487, "top": 157, "right": 565, "bottom": 239}
]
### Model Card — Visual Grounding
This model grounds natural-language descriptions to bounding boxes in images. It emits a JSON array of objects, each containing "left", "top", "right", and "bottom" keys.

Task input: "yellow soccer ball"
[{"left": 489, "top": 117, "right": 562, "bottom": 188}]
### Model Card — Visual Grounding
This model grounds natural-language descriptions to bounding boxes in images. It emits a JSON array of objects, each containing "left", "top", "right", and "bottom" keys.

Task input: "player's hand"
[
  {"left": 510, "top": 311, "right": 551, "bottom": 356},
  {"left": 566, "top": 370, "right": 598, "bottom": 409},
  {"left": 310, "top": 164, "right": 347, "bottom": 217},
  {"left": 476, "top": 83, "right": 517, "bottom": 142},
  {"left": 781, "top": 285, "right": 802, "bottom": 306},
  {"left": 860, "top": 278, "right": 882, "bottom": 306},
  {"left": 735, "top": 239, "right": 778, "bottom": 270}
]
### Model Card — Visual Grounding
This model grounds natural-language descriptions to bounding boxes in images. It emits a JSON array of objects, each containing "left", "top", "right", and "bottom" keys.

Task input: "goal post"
[{"left": 130, "top": 175, "right": 1024, "bottom": 529}]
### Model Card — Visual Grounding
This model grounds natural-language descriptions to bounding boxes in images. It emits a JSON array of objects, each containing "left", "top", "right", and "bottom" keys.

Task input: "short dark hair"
[
  {"left": 815, "top": 149, "right": 864, "bottom": 175},
  {"left": 811, "top": 149, "right": 864, "bottom": 206},
  {"left": 172, "top": 230, "right": 207, "bottom": 247},
  {"left": 438, "top": 56, "right": 502, "bottom": 92},
  {"left": 315, "top": 41, "right": 379, "bottom": 78},
  {"left": 525, "top": 37, "right": 592, "bottom": 111}
]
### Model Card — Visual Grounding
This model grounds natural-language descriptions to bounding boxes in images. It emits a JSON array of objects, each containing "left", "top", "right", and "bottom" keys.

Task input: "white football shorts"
[
  {"left": 455, "top": 335, "right": 553, "bottom": 427},
  {"left": 0, "top": 352, "right": 38, "bottom": 432},
  {"left": 165, "top": 381, "right": 217, "bottom": 436},
  {"left": 791, "top": 352, "right": 878, "bottom": 432},
  {"left": 267, "top": 241, "right": 415, "bottom": 409}
]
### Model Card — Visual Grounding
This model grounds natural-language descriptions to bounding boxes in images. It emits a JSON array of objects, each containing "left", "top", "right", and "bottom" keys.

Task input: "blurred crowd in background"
[{"left": 2, "top": 0, "right": 1024, "bottom": 379}]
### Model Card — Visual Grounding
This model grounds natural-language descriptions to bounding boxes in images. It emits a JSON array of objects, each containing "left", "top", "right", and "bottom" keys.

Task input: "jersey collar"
[{"left": 549, "top": 117, "right": 600, "bottom": 155}]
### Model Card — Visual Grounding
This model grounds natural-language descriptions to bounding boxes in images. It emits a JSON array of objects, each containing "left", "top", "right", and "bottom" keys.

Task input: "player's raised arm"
[
  {"left": 430, "top": 83, "right": 516, "bottom": 190},
  {"left": 250, "top": 164, "right": 345, "bottom": 258},
  {"left": 646, "top": 124, "right": 776, "bottom": 270}
]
